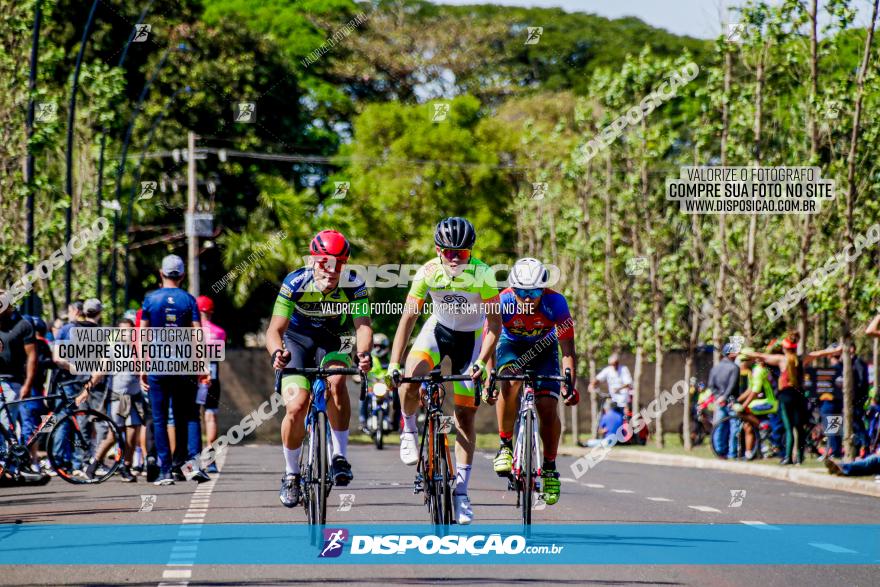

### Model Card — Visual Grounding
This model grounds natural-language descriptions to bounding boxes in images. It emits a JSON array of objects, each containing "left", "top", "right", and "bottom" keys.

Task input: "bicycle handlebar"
[
  {"left": 487, "top": 368, "right": 573, "bottom": 401},
  {"left": 394, "top": 366, "right": 483, "bottom": 407},
  {"left": 274, "top": 366, "right": 368, "bottom": 401}
]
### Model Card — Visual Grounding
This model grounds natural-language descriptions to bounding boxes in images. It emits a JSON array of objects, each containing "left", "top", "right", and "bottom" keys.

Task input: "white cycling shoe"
[
  {"left": 399, "top": 432, "right": 418, "bottom": 465},
  {"left": 453, "top": 494, "right": 473, "bottom": 525}
]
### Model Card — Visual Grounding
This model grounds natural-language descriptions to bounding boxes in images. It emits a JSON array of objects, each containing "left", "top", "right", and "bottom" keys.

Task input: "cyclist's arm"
[
  {"left": 389, "top": 296, "right": 422, "bottom": 367},
  {"left": 21, "top": 341, "right": 37, "bottom": 398},
  {"left": 559, "top": 338, "right": 576, "bottom": 387},
  {"left": 478, "top": 306, "right": 501, "bottom": 367},
  {"left": 266, "top": 314, "right": 290, "bottom": 358},
  {"left": 353, "top": 316, "right": 373, "bottom": 370},
  {"left": 803, "top": 346, "right": 842, "bottom": 365}
]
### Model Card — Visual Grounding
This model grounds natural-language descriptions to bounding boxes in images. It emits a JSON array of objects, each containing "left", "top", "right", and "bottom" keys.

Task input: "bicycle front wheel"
[
  {"left": 318, "top": 411, "right": 330, "bottom": 524},
  {"left": 520, "top": 411, "right": 535, "bottom": 526},
  {"left": 48, "top": 409, "right": 123, "bottom": 484}
]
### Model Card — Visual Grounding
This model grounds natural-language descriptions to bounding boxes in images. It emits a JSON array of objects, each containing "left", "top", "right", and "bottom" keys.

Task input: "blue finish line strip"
[{"left": 0, "top": 524, "right": 877, "bottom": 565}]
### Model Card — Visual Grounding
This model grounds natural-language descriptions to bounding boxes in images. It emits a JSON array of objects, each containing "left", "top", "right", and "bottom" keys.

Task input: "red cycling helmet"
[
  {"left": 196, "top": 295, "right": 214, "bottom": 314},
  {"left": 310, "top": 230, "right": 350, "bottom": 261}
]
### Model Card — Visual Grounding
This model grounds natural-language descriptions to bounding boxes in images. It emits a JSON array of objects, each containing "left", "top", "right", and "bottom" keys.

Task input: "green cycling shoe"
[
  {"left": 493, "top": 446, "right": 513, "bottom": 475},
  {"left": 541, "top": 469, "right": 560, "bottom": 505}
]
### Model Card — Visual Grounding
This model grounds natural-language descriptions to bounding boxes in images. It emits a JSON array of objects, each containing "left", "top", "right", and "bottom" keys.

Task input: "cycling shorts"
[
  {"left": 281, "top": 329, "right": 353, "bottom": 393},
  {"left": 495, "top": 336, "right": 561, "bottom": 399},
  {"left": 409, "top": 315, "right": 483, "bottom": 408}
]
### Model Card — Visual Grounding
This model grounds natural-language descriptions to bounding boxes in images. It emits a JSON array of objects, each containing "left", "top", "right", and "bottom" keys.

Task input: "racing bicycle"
[
  {"left": 275, "top": 366, "right": 366, "bottom": 525},
  {"left": 0, "top": 375, "right": 124, "bottom": 484},
  {"left": 395, "top": 368, "right": 481, "bottom": 526},
  {"left": 486, "top": 368, "right": 572, "bottom": 525}
]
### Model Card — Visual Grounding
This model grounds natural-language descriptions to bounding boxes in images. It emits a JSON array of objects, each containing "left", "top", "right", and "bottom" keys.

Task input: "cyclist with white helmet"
[
  {"left": 387, "top": 217, "right": 501, "bottom": 525},
  {"left": 486, "top": 258, "right": 578, "bottom": 506}
]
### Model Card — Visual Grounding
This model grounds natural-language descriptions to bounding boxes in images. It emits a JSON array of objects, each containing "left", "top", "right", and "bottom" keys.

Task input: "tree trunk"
[
  {"left": 711, "top": 49, "right": 732, "bottom": 364},
  {"left": 653, "top": 340, "right": 664, "bottom": 448},
  {"left": 683, "top": 353, "right": 693, "bottom": 450},
  {"left": 840, "top": 0, "right": 879, "bottom": 460},
  {"left": 633, "top": 325, "right": 644, "bottom": 417}
]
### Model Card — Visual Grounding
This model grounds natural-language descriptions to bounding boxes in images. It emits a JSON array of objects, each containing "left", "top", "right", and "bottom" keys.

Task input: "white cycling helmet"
[{"left": 508, "top": 258, "right": 549, "bottom": 288}]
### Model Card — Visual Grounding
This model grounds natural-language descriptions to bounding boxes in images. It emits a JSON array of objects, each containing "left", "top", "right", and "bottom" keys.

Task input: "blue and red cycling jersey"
[{"left": 499, "top": 287, "right": 574, "bottom": 343}]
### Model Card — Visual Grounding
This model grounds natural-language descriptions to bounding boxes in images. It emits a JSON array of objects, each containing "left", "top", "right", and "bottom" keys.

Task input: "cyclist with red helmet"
[{"left": 266, "top": 230, "right": 373, "bottom": 508}]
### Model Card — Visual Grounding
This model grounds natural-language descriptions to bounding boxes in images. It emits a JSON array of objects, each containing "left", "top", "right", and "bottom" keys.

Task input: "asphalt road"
[{"left": 1, "top": 443, "right": 878, "bottom": 586}]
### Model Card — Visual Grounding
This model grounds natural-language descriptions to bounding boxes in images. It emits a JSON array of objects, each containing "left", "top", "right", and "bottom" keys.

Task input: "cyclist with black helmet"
[
  {"left": 387, "top": 217, "right": 501, "bottom": 525},
  {"left": 266, "top": 230, "right": 373, "bottom": 508},
  {"left": 486, "top": 258, "right": 579, "bottom": 506}
]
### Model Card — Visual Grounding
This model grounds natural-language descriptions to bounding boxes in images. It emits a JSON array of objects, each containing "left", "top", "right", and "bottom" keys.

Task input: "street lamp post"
[
  {"left": 24, "top": 0, "right": 43, "bottom": 316},
  {"left": 108, "top": 42, "right": 185, "bottom": 319},
  {"left": 63, "top": 0, "right": 100, "bottom": 307},
  {"left": 96, "top": 0, "right": 156, "bottom": 299},
  {"left": 121, "top": 86, "right": 191, "bottom": 307}
]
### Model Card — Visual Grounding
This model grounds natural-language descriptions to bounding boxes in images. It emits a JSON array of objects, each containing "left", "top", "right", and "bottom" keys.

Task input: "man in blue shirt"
[
  {"left": 140, "top": 255, "right": 209, "bottom": 485},
  {"left": 598, "top": 400, "right": 625, "bottom": 440}
]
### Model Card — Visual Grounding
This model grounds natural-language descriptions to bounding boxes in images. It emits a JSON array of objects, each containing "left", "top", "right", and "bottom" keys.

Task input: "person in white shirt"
[{"left": 590, "top": 353, "right": 633, "bottom": 412}]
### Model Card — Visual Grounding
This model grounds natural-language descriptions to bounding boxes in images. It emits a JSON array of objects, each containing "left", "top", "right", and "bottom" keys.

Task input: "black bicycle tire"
[
  {"left": 521, "top": 411, "right": 534, "bottom": 526},
  {"left": 0, "top": 426, "right": 13, "bottom": 479},
  {"left": 439, "top": 433, "right": 453, "bottom": 525},
  {"left": 301, "top": 423, "right": 315, "bottom": 523},
  {"left": 316, "top": 411, "right": 329, "bottom": 525},
  {"left": 375, "top": 408, "right": 384, "bottom": 450},
  {"left": 47, "top": 409, "right": 123, "bottom": 484},
  {"left": 429, "top": 420, "right": 443, "bottom": 525}
]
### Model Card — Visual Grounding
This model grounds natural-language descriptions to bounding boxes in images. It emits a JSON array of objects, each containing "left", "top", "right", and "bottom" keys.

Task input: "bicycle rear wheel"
[
  {"left": 48, "top": 409, "right": 123, "bottom": 484},
  {"left": 0, "top": 426, "right": 14, "bottom": 479},
  {"left": 520, "top": 411, "right": 535, "bottom": 526}
]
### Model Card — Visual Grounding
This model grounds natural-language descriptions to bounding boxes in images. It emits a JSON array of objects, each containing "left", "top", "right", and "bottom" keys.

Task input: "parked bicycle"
[
  {"left": 274, "top": 366, "right": 366, "bottom": 525},
  {"left": 394, "top": 367, "right": 480, "bottom": 526},
  {"left": 0, "top": 374, "right": 124, "bottom": 484},
  {"left": 486, "top": 367, "right": 572, "bottom": 526},
  {"left": 710, "top": 405, "right": 773, "bottom": 460}
]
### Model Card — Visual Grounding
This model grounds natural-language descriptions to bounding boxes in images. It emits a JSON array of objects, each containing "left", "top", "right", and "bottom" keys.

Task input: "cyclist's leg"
[
  {"left": 402, "top": 316, "right": 441, "bottom": 431},
  {"left": 445, "top": 324, "right": 482, "bottom": 495},
  {"left": 168, "top": 377, "right": 197, "bottom": 471},
  {"left": 280, "top": 332, "right": 315, "bottom": 472},
  {"left": 317, "top": 336, "right": 354, "bottom": 461},
  {"left": 494, "top": 338, "right": 523, "bottom": 441}
]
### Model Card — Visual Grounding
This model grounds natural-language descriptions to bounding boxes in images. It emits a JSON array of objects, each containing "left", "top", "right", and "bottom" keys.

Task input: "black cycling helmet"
[{"left": 434, "top": 217, "right": 476, "bottom": 249}]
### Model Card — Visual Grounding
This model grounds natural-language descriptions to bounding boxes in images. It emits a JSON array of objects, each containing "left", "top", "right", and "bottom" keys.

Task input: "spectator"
[
  {"left": 598, "top": 399, "right": 625, "bottom": 440},
  {"left": 0, "top": 291, "right": 39, "bottom": 477},
  {"left": 140, "top": 254, "right": 209, "bottom": 486},
  {"left": 21, "top": 315, "right": 52, "bottom": 467},
  {"left": 51, "top": 298, "right": 108, "bottom": 478},
  {"left": 851, "top": 344, "right": 871, "bottom": 454},
  {"left": 105, "top": 317, "right": 144, "bottom": 482},
  {"left": 56, "top": 300, "right": 84, "bottom": 341},
  {"left": 709, "top": 343, "right": 741, "bottom": 459},
  {"left": 197, "top": 295, "right": 226, "bottom": 474},
  {"left": 822, "top": 353, "right": 844, "bottom": 458},
  {"left": 825, "top": 452, "right": 880, "bottom": 477},
  {"left": 591, "top": 353, "right": 633, "bottom": 412}
]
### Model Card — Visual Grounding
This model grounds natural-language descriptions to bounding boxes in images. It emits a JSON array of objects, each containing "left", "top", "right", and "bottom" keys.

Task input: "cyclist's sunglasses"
[
  {"left": 312, "top": 255, "right": 345, "bottom": 271},
  {"left": 513, "top": 287, "right": 544, "bottom": 299},
  {"left": 439, "top": 248, "right": 471, "bottom": 261}
]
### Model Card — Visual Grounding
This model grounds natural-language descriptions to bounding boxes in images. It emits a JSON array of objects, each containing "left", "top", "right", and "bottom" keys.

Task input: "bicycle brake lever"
[{"left": 472, "top": 364, "right": 482, "bottom": 407}]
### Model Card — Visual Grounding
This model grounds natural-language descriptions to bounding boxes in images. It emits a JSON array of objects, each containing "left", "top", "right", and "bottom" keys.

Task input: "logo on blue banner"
[{"left": 319, "top": 528, "right": 349, "bottom": 558}]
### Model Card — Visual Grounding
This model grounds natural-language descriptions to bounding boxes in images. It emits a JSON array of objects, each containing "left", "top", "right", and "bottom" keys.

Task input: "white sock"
[
  {"left": 283, "top": 446, "right": 302, "bottom": 475},
  {"left": 330, "top": 428, "right": 349, "bottom": 458},
  {"left": 453, "top": 464, "right": 472, "bottom": 496},
  {"left": 403, "top": 412, "right": 418, "bottom": 434}
]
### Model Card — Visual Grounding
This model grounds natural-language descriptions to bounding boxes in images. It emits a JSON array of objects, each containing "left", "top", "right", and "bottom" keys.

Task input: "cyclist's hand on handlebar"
[
  {"left": 356, "top": 351, "right": 372, "bottom": 372},
  {"left": 272, "top": 348, "right": 290, "bottom": 370},
  {"left": 563, "top": 387, "right": 580, "bottom": 406},
  {"left": 75, "top": 389, "right": 89, "bottom": 406},
  {"left": 386, "top": 362, "right": 402, "bottom": 388},
  {"left": 471, "top": 359, "right": 487, "bottom": 382}
]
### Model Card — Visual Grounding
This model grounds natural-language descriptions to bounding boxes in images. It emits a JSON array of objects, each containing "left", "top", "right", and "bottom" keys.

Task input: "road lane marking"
[
  {"left": 560, "top": 477, "right": 577, "bottom": 483},
  {"left": 611, "top": 489, "right": 634, "bottom": 494},
  {"left": 581, "top": 483, "right": 604, "bottom": 488},
  {"left": 809, "top": 542, "right": 858, "bottom": 554},
  {"left": 688, "top": 505, "right": 721, "bottom": 513},
  {"left": 162, "top": 570, "right": 192, "bottom": 579},
  {"left": 646, "top": 497, "right": 673, "bottom": 502},
  {"left": 740, "top": 520, "right": 780, "bottom": 530}
]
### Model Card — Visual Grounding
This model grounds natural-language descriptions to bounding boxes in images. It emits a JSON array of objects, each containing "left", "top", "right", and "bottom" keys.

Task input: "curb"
[{"left": 558, "top": 446, "right": 880, "bottom": 498}]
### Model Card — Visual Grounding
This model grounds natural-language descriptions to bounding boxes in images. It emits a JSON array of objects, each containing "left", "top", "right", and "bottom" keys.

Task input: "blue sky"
[{"left": 430, "top": 0, "right": 877, "bottom": 39}]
